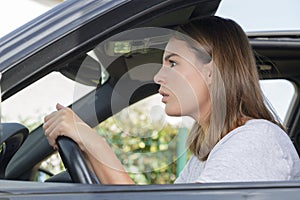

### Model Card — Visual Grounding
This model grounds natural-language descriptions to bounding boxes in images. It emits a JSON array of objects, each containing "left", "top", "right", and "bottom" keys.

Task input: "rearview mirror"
[{"left": 60, "top": 54, "right": 102, "bottom": 87}]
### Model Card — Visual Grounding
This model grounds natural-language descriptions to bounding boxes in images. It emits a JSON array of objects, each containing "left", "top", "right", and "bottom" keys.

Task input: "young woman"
[{"left": 43, "top": 16, "right": 300, "bottom": 183}]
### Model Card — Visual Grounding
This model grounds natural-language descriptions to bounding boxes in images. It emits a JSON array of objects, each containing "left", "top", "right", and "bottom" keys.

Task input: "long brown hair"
[{"left": 176, "top": 16, "right": 283, "bottom": 161}]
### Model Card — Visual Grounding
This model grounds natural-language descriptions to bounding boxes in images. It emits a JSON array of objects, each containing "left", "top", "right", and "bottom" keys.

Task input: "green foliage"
[
  {"left": 12, "top": 97, "right": 190, "bottom": 184},
  {"left": 95, "top": 105, "right": 186, "bottom": 184}
]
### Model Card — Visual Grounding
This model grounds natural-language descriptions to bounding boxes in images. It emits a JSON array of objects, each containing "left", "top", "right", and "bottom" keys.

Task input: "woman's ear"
[{"left": 204, "top": 60, "right": 213, "bottom": 85}]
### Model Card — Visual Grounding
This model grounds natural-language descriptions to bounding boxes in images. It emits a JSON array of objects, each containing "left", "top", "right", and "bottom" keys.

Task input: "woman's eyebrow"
[{"left": 164, "top": 53, "right": 179, "bottom": 62}]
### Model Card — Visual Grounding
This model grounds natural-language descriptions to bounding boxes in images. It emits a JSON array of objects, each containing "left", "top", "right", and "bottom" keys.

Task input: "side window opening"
[{"left": 259, "top": 79, "right": 297, "bottom": 125}]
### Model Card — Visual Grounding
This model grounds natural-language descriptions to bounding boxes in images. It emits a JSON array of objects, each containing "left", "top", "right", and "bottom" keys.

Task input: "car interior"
[{"left": 1, "top": 0, "right": 300, "bottom": 187}]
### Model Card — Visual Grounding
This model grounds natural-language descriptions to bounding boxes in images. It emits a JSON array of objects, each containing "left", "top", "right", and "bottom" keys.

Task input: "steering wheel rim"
[
  {"left": 1, "top": 123, "right": 29, "bottom": 178},
  {"left": 57, "top": 136, "right": 96, "bottom": 184}
]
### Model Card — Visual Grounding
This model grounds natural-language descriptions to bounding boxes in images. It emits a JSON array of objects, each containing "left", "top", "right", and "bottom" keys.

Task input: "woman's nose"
[{"left": 153, "top": 67, "right": 166, "bottom": 85}]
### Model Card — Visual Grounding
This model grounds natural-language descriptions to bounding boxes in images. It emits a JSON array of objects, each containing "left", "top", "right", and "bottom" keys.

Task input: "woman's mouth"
[{"left": 159, "top": 90, "right": 170, "bottom": 103}]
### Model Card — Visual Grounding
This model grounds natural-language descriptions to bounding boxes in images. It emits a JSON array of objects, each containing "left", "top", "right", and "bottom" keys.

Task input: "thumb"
[{"left": 56, "top": 103, "right": 65, "bottom": 111}]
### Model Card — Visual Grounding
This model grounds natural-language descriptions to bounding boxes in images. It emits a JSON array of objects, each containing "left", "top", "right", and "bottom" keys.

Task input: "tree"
[{"left": 95, "top": 100, "right": 189, "bottom": 184}]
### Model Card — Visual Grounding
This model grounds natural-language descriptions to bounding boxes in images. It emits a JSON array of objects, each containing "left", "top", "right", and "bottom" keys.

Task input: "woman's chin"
[{"left": 165, "top": 108, "right": 181, "bottom": 117}]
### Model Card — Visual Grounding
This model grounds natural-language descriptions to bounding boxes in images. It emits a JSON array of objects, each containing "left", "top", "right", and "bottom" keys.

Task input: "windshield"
[
  {"left": 216, "top": 0, "right": 300, "bottom": 32},
  {"left": 1, "top": 72, "right": 95, "bottom": 131}
]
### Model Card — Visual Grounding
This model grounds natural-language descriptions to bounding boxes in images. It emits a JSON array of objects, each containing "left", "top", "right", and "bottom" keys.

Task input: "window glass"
[
  {"left": 260, "top": 79, "right": 296, "bottom": 124},
  {"left": 2, "top": 71, "right": 95, "bottom": 181},
  {"left": 2, "top": 72, "right": 94, "bottom": 131}
]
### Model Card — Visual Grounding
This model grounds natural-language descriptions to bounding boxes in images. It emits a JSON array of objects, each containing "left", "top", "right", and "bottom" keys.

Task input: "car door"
[{"left": 2, "top": 0, "right": 300, "bottom": 199}]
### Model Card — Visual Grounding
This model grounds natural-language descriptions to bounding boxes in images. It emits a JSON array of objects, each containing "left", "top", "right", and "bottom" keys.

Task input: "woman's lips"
[{"left": 159, "top": 90, "right": 170, "bottom": 103}]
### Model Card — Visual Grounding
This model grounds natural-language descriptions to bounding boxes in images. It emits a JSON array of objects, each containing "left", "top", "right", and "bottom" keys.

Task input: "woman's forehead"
[
  {"left": 165, "top": 38, "right": 189, "bottom": 52},
  {"left": 164, "top": 38, "right": 196, "bottom": 61}
]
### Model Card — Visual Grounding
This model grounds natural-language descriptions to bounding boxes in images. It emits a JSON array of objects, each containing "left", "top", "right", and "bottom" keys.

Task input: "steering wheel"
[
  {"left": 56, "top": 136, "right": 97, "bottom": 184},
  {"left": 0, "top": 123, "right": 29, "bottom": 178}
]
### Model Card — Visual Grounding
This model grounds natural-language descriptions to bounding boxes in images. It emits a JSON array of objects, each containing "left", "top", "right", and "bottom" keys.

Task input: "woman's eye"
[{"left": 169, "top": 60, "right": 177, "bottom": 68}]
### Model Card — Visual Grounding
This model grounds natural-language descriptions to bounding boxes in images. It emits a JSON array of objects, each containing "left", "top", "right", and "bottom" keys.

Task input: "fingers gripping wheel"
[{"left": 57, "top": 136, "right": 96, "bottom": 184}]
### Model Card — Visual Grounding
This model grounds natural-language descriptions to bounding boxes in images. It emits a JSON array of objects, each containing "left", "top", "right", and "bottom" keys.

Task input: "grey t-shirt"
[{"left": 175, "top": 119, "right": 300, "bottom": 183}]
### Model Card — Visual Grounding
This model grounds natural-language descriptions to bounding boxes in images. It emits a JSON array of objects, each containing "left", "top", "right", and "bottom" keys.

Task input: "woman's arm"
[{"left": 43, "top": 103, "right": 134, "bottom": 184}]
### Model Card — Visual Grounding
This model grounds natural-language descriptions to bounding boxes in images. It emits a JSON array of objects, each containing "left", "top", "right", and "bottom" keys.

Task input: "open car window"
[{"left": 33, "top": 30, "right": 299, "bottom": 184}]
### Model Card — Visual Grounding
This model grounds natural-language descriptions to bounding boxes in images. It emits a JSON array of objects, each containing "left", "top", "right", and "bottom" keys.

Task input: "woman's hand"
[
  {"left": 43, "top": 103, "right": 93, "bottom": 151},
  {"left": 43, "top": 103, "right": 134, "bottom": 184}
]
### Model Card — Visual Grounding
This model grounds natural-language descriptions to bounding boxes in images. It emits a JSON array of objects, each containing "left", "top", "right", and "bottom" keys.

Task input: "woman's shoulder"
[
  {"left": 209, "top": 118, "right": 297, "bottom": 163},
  {"left": 244, "top": 119, "right": 283, "bottom": 130},
  {"left": 242, "top": 119, "right": 287, "bottom": 140},
  {"left": 218, "top": 119, "right": 288, "bottom": 147},
  {"left": 230, "top": 119, "right": 284, "bottom": 137}
]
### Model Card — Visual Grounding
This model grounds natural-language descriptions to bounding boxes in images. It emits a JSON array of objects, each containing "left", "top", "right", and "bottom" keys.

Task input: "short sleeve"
[{"left": 197, "top": 121, "right": 291, "bottom": 183}]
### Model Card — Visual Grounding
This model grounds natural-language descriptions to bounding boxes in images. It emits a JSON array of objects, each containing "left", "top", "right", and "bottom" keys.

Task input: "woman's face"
[{"left": 154, "top": 38, "right": 211, "bottom": 123}]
